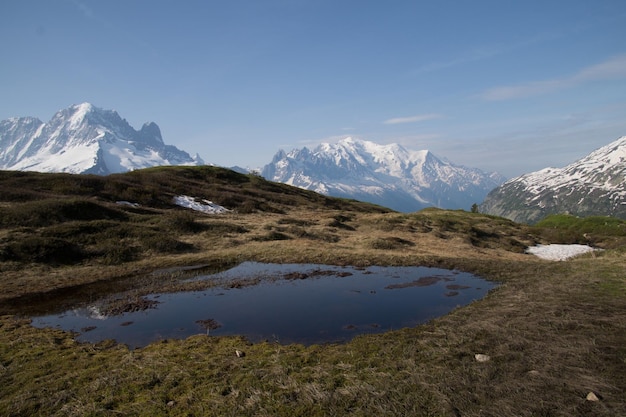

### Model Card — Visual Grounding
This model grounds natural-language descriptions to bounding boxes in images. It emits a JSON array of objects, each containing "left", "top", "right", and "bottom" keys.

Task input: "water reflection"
[{"left": 32, "top": 262, "right": 496, "bottom": 348}]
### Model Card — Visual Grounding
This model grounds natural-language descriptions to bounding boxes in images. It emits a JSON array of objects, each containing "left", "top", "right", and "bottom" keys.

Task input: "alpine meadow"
[
  {"left": 2, "top": 1, "right": 626, "bottom": 415},
  {"left": 1, "top": 166, "right": 625, "bottom": 416}
]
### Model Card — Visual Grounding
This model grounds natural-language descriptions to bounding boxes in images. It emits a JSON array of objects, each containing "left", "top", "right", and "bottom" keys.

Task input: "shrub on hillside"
[
  {"left": 162, "top": 211, "right": 209, "bottom": 233},
  {"left": 142, "top": 235, "right": 195, "bottom": 254},
  {"left": 0, "top": 199, "right": 127, "bottom": 228},
  {"left": 1, "top": 237, "right": 85, "bottom": 264}
]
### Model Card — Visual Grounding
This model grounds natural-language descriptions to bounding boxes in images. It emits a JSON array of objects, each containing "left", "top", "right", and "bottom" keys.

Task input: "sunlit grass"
[{"left": 1, "top": 166, "right": 625, "bottom": 416}]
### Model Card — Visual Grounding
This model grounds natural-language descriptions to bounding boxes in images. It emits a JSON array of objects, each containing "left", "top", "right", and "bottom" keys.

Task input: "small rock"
[
  {"left": 235, "top": 349, "right": 245, "bottom": 358},
  {"left": 166, "top": 400, "right": 175, "bottom": 407},
  {"left": 586, "top": 392, "right": 599, "bottom": 402},
  {"left": 474, "top": 353, "right": 490, "bottom": 363}
]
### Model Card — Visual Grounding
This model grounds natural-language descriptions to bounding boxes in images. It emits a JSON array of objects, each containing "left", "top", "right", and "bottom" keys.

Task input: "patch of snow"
[
  {"left": 12, "top": 141, "right": 100, "bottom": 174},
  {"left": 116, "top": 201, "right": 140, "bottom": 207},
  {"left": 526, "top": 244, "right": 598, "bottom": 261},
  {"left": 173, "top": 195, "right": 229, "bottom": 214}
]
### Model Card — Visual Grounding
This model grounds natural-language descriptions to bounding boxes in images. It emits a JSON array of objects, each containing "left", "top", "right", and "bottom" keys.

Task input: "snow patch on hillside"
[
  {"left": 173, "top": 195, "right": 229, "bottom": 214},
  {"left": 526, "top": 244, "right": 598, "bottom": 261}
]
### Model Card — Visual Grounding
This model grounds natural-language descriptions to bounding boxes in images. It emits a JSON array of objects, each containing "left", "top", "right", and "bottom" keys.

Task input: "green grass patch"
[{"left": 533, "top": 214, "right": 626, "bottom": 248}]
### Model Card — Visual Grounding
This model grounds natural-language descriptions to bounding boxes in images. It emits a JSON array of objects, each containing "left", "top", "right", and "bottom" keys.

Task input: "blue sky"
[{"left": 1, "top": 0, "right": 625, "bottom": 178}]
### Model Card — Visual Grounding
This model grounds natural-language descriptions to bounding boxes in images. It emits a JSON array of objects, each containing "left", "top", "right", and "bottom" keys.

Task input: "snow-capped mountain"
[
  {"left": 262, "top": 137, "right": 505, "bottom": 212},
  {"left": 0, "top": 103, "right": 203, "bottom": 175},
  {"left": 480, "top": 136, "right": 626, "bottom": 224}
]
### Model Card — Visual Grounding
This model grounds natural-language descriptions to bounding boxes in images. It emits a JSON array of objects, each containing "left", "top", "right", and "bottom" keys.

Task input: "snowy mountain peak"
[
  {"left": 579, "top": 135, "right": 626, "bottom": 166},
  {"left": 0, "top": 103, "right": 203, "bottom": 175},
  {"left": 480, "top": 135, "right": 626, "bottom": 223},
  {"left": 73, "top": 102, "right": 94, "bottom": 111},
  {"left": 71, "top": 102, "right": 94, "bottom": 116},
  {"left": 66, "top": 103, "right": 97, "bottom": 131},
  {"left": 262, "top": 137, "right": 505, "bottom": 212},
  {"left": 509, "top": 135, "right": 626, "bottom": 192}
]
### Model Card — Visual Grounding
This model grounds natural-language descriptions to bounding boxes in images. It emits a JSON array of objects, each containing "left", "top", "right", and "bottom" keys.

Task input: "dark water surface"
[{"left": 32, "top": 262, "right": 497, "bottom": 348}]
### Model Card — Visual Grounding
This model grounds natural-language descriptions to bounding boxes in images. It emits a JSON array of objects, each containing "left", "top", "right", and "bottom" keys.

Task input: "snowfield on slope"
[
  {"left": 526, "top": 244, "right": 599, "bottom": 261},
  {"left": 173, "top": 195, "right": 230, "bottom": 214}
]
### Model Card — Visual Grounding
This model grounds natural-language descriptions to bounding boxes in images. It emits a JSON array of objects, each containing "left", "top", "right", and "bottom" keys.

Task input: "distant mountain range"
[
  {"left": 262, "top": 137, "right": 506, "bottom": 212},
  {"left": 0, "top": 103, "right": 202, "bottom": 175},
  {"left": 4, "top": 104, "right": 624, "bottom": 221},
  {"left": 480, "top": 136, "right": 626, "bottom": 223}
]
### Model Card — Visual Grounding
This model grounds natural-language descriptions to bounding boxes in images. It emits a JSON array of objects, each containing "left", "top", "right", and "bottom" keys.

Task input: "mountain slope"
[
  {"left": 262, "top": 137, "right": 505, "bottom": 212},
  {"left": 480, "top": 136, "right": 626, "bottom": 224},
  {"left": 0, "top": 103, "right": 203, "bottom": 175}
]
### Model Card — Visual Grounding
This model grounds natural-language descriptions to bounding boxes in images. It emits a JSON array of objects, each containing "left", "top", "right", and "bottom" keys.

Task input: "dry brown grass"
[
  {"left": 1, "top": 168, "right": 625, "bottom": 416},
  {"left": 0, "top": 208, "right": 536, "bottom": 309}
]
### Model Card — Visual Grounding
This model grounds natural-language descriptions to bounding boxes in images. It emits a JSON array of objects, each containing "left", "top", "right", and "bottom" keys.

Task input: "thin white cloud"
[
  {"left": 412, "top": 47, "right": 501, "bottom": 75},
  {"left": 574, "top": 54, "right": 626, "bottom": 81},
  {"left": 383, "top": 113, "right": 443, "bottom": 125},
  {"left": 411, "top": 32, "right": 563, "bottom": 76},
  {"left": 482, "top": 53, "right": 626, "bottom": 101}
]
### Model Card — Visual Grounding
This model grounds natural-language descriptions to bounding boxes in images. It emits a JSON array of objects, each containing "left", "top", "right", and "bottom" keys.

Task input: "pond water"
[{"left": 32, "top": 262, "right": 497, "bottom": 348}]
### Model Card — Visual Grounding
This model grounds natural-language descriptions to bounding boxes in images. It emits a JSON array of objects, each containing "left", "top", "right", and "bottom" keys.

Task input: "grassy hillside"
[
  {"left": 533, "top": 214, "right": 626, "bottom": 247},
  {"left": 0, "top": 167, "right": 387, "bottom": 289},
  {"left": 0, "top": 167, "right": 625, "bottom": 416}
]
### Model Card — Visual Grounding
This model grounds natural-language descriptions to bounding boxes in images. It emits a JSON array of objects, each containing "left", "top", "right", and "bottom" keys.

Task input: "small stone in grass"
[{"left": 586, "top": 392, "right": 599, "bottom": 402}]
